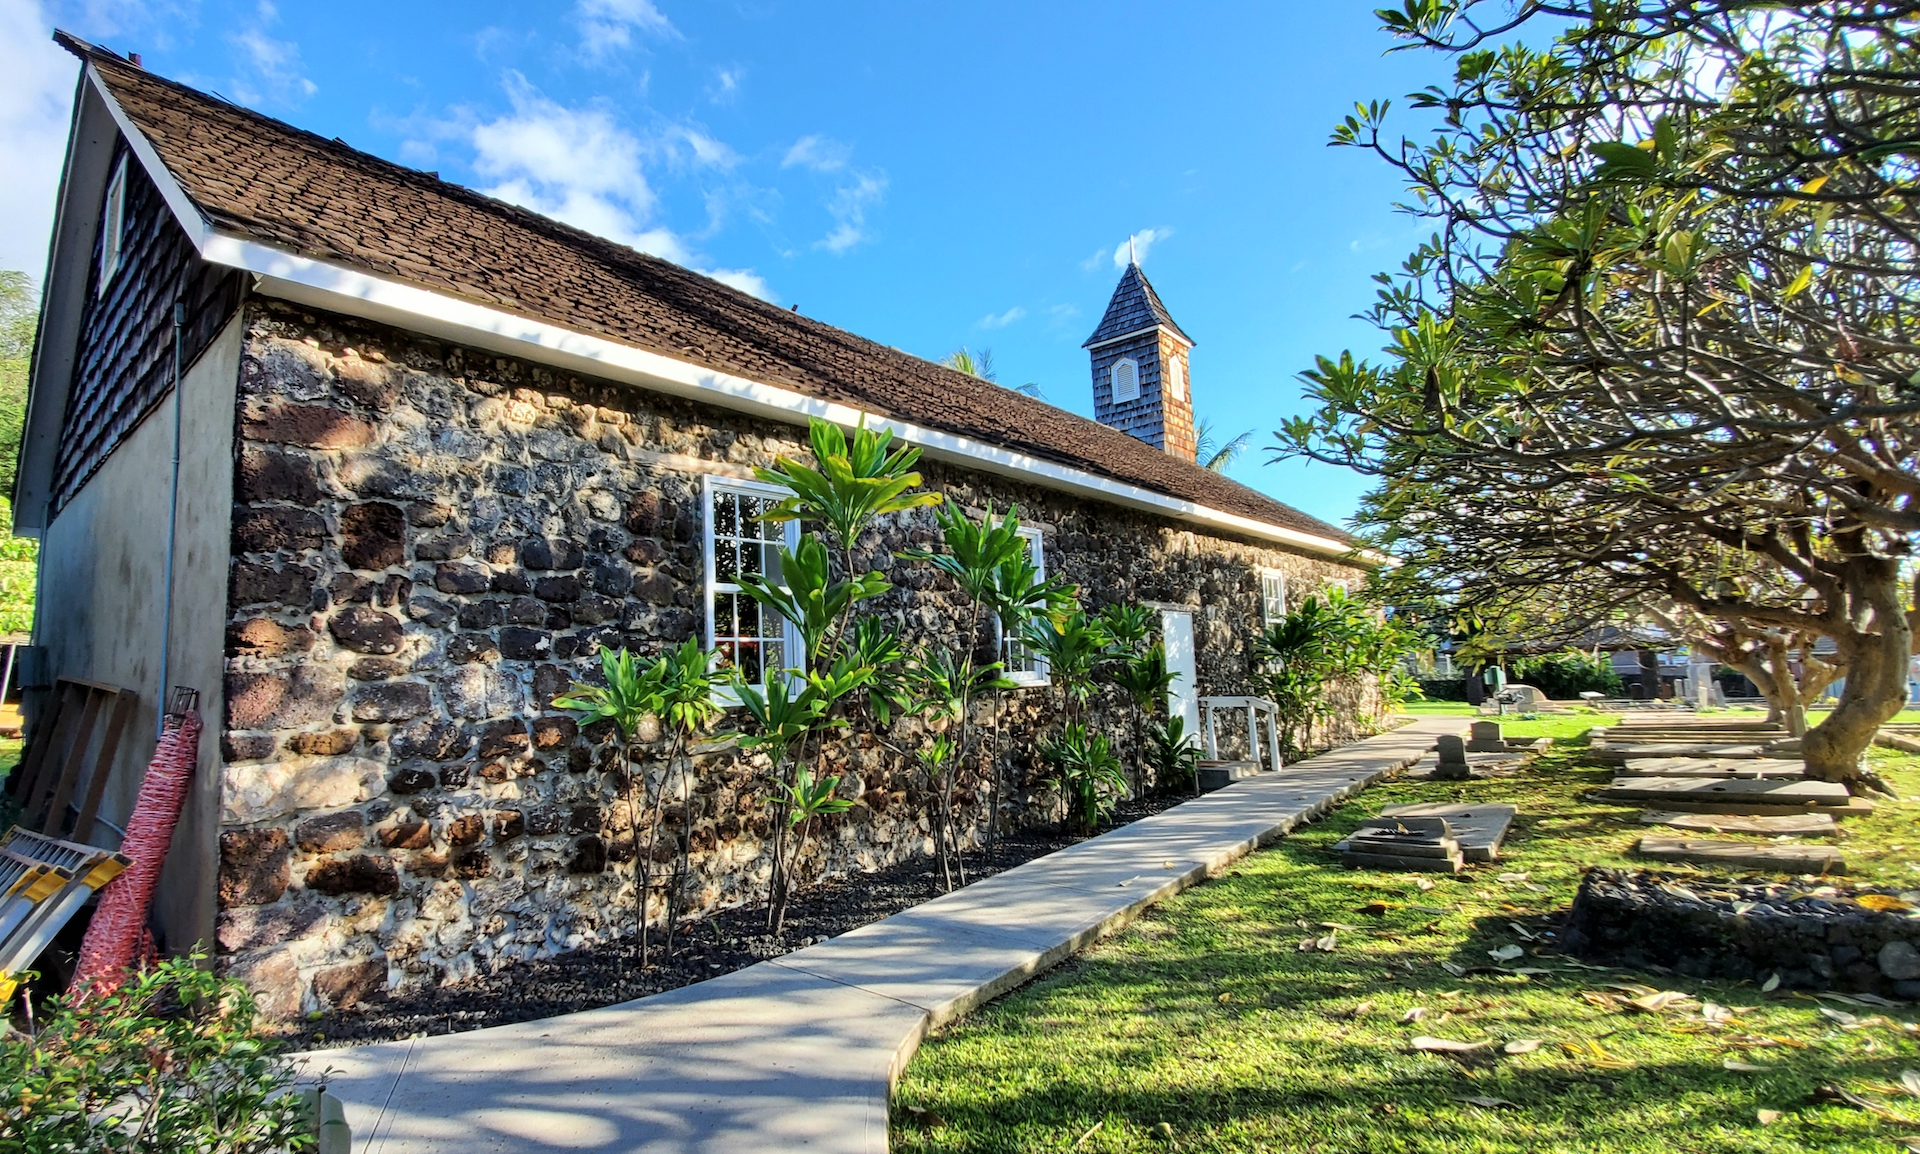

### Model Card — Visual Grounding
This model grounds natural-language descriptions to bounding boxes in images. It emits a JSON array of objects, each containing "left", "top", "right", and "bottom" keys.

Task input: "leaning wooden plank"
[
  {"left": 1342, "top": 851, "right": 1465, "bottom": 873},
  {"left": 9, "top": 680, "right": 77, "bottom": 814},
  {"left": 1378, "top": 802, "right": 1519, "bottom": 863},
  {"left": 1638, "top": 810, "right": 1839, "bottom": 836},
  {"left": 71, "top": 687, "right": 138, "bottom": 843},
  {"left": 1635, "top": 836, "right": 1845, "bottom": 874},
  {"left": 35, "top": 688, "right": 105, "bottom": 835}
]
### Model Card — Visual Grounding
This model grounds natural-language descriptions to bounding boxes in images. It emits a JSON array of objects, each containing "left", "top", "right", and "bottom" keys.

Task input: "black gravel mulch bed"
[{"left": 293, "top": 792, "right": 1191, "bottom": 1049}]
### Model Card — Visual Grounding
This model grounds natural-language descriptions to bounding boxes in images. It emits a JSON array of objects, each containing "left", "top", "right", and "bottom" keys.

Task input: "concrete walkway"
[{"left": 316, "top": 716, "right": 1464, "bottom": 1154}]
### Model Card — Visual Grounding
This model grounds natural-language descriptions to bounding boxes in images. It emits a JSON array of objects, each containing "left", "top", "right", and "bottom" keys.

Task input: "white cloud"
[
  {"left": 708, "top": 65, "right": 742, "bottom": 103},
  {"left": 0, "top": 0, "right": 76, "bottom": 280},
  {"left": 576, "top": 0, "right": 677, "bottom": 58},
  {"left": 1112, "top": 227, "right": 1170, "bottom": 268},
  {"left": 469, "top": 75, "right": 770, "bottom": 298},
  {"left": 976, "top": 306, "right": 1025, "bottom": 329},
  {"left": 816, "top": 170, "right": 886, "bottom": 254},
  {"left": 227, "top": 1, "right": 316, "bottom": 107},
  {"left": 781, "top": 133, "right": 850, "bottom": 172}
]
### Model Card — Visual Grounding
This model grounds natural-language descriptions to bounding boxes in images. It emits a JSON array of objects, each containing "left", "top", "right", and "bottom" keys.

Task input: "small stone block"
[
  {"left": 1343, "top": 850, "right": 1465, "bottom": 873},
  {"left": 1347, "top": 835, "right": 1461, "bottom": 860}
]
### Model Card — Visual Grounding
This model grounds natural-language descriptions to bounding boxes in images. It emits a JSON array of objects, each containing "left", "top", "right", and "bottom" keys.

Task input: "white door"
[{"left": 1160, "top": 609, "right": 1200, "bottom": 740}]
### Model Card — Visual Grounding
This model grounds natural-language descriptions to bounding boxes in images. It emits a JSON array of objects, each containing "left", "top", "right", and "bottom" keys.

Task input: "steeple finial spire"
[{"left": 1128, "top": 235, "right": 1137, "bottom": 266}]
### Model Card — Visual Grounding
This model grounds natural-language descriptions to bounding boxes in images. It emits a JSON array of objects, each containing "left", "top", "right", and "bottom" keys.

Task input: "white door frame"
[{"left": 1158, "top": 608, "right": 1200, "bottom": 744}]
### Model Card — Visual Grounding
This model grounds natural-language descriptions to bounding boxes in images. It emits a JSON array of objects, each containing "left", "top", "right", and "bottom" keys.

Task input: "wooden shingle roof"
[
  {"left": 64, "top": 34, "right": 1356, "bottom": 550},
  {"left": 1084, "top": 263, "right": 1193, "bottom": 348}
]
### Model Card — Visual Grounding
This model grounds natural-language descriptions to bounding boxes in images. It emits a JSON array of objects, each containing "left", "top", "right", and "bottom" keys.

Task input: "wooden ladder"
[{"left": 8, "top": 678, "right": 139, "bottom": 843}]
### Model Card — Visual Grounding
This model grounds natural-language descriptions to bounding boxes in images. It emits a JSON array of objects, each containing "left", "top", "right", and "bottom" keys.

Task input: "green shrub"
[
  {"left": 1511, "top": 649, "right": 1624, "bottom": 699},
  {"left": 0, "top": 956, "right": 312, "bottom": 1152}
]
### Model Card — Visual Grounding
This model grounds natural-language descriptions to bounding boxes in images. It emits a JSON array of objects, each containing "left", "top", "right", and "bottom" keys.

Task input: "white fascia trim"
[
  {"left": 1084, "top": 323, "right": 1192, "bottom": 352},
  {"left": 201, "top": 233, "right": 1379, "bottom": 564},
  {"left": 87, "top": 66, "right": 214, "bottom": 250},
  {"left": 83, "top": 77, "right": 1374, "bottom": 563}
]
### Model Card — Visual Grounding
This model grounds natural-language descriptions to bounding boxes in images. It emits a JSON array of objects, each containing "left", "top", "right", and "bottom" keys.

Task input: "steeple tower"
[{"left": 1083, "top": 260, "right": 1196, "bottom": 460}]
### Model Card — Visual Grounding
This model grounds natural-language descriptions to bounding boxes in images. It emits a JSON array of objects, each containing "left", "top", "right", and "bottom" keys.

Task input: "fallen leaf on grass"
[
  {"left": 1820, "top": 1007, "right": 1860, "bottom": 1027},
  {"left": 1701, "top": 1002, "right": 1733, "bottom": 1024},
  {"left": 1762, "top": 973, "right": 1782, "bottom": 993},
  {"left": 1357, "top": 902, "right": 1390, "bottom": 917},
  {"left": 1489, "top": 944, "right": 1525, "bottom": 963},
  {"left": 1413, "top": 1035, "right": 1494, "bottom": 1054},
  {"left": 1629, "top": 990, "right": 1696, "bottom": 1014},
  {"left": 1504, "top": 1038, "right": 1543, "bottom": 1054},
  {"left": 1402, "top": 1007, "right": 1429, "bottom": 1023},
  {"left": 1508, "top": 921, "right": 1540, "bottom": 941},
  {"left": 1725, "top": 1057, "right": 1769, "bottom": 1072},
  {"left": 1897, "top": 1139, "right": 1920, "bottom": 1153},
  {"left": 1814, "top": 1084, "right": 1918, "bottom": 1122},
  {"left": 1217, "top": 992, "right": 1233, "bottom": 1004},
  {"left": 1852, "top": 992, "right": 1907, "bottom": 1008},
  {"left": 1416, "top": 878, "right": 1436, "bottom": 891},
  {"left": 1453, "top": 1095, "right": 1517, "bottom": 1109},
  {"left": 1581, "top": 991, "right": 1624, "bottom": 1011},
  {"left": 1903, "top": 1070, "right": 1920, "bottom": 1099},
  {"left": 1497, "top": 872, "right": 1531, "bottom": 883},
  {"left": 1855, "top": 893, "right": 1913, "bottom": 912},
  {"left": 901, "top": 1104, "right": 946, "bottom": 1130},
  {"left": 1756, "top": 1109, "right": 1782, "bottom": 1125},
  {"left": 1562, "top": 1038, "right": 1635, "bottom": 1070},
  {"left": 1071, "top": 1119, "right": 1104, "bottom": 1148},
  {"left": 1442, "top": 961, "right": 1468, "bottom": 977}
]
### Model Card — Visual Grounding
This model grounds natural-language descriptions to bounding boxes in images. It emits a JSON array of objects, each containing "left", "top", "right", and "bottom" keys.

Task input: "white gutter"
[{"left": 89, "top": 71, "right": 1378, "bottom": 566}]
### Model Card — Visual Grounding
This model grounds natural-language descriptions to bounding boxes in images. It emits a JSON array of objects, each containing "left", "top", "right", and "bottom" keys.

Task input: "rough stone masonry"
[{"left": 214, "top": 299, "right": 1376, "bottom": 1017}]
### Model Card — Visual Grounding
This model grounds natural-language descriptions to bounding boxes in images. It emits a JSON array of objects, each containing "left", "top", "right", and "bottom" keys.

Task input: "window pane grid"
[{"left": 711, "top": 483, "right": 794, "bottom": 691}]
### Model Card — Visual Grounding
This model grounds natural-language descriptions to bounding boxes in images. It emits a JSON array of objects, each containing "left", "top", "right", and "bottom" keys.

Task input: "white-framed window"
[
  {"left": 99, "top": 153, "right": 128, "bottom": 293},
  {"left": 1167, "top": 355, "right": 1187, "bottom": 401},
  {"left": 703, "top": 475, "right": 802, "bottom": 700},
  {"left": 1110, "top": 357, "right": 1139, "bottom": 404},
  {"left": 1259, "top": 570, "right": 1287, "bottom": 626},
  {"left": 1000, "top": 525, "right": 1050, "bottom": 687}
]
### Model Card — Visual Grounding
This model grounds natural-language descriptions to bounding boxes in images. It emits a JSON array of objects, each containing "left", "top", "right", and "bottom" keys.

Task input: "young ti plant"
[
  {"left": 1022, "top": 604, "right": 1108, "bottom": 727},
  {"left": 1109, "top": 641, "right": 1176, "bottom": 794},
  {"left": 904, "top": 646, "right": 1015, "bottom": 890},
  {"left": 981, "top": 540, "right": 1075, "bottom": 845},
  {"left": 1145, "top": 715, "right": 1202, "bottom": 797},
  {"left": 1037, "top": 722, "right": 1128, "bottom": 835},
  {"left": 738, "top": 417, "right": 935, "bottom": 921},
  {"left": 552, "top": 646, "right": 667, "bottom": 968},
  {"left": 900, "top": 503, "right": 1035, "bottom": 888}
]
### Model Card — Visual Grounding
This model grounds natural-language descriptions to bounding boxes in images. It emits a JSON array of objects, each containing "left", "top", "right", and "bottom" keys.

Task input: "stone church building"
[{"left": 17, "top": 35, "right": 1374, "bottom": 1014}]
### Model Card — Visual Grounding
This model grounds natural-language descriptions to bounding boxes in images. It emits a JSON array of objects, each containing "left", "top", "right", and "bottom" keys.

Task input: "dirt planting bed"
[{"left": 292, "top": 793, "right": 1190, "bottom": 1049}]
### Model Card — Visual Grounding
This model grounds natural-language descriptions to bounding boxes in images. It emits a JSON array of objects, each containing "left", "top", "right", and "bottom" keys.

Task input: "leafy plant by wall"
[{"left": 0, "top": 956, "right": 312, "bottom": 1152}]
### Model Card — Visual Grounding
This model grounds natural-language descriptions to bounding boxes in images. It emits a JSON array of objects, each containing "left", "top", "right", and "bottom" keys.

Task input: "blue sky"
[{"left": 2, "top": 1, "right": 1456, "bottom": 529}]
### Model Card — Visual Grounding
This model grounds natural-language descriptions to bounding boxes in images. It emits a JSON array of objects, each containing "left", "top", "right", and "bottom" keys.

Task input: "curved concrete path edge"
[{"left": 308, "top": 716, "right": 1466, "bottom": 1154}]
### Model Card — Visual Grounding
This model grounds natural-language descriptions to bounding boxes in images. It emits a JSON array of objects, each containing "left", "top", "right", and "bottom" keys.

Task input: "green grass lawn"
[{"left": 895, "top": 727, "right": 1920, "bottom": 1152}]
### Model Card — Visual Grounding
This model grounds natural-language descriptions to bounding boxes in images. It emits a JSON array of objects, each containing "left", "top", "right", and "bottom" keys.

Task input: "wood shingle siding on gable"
[{"left": 56, "top": 140, "right": 243, "bottom": 513}]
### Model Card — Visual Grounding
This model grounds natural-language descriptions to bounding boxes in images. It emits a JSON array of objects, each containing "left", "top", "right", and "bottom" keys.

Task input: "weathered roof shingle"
[{"left": 62, "top": 34, "right": 1355, "bottom": 549}]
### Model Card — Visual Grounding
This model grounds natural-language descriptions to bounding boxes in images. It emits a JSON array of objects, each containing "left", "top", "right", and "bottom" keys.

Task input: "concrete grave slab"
[
  {"left": 1638, "top": 810, "right": 1839, "bottom": 836},
  {"left": 1594, "top": 776, "right": 1854, "bottom": 806},
  {"left": 1620, "top": 757, "right": 1805, "bottom": 779},
  {"left": 1635, "top": 836, "right": 1846, "bottom": 873}
]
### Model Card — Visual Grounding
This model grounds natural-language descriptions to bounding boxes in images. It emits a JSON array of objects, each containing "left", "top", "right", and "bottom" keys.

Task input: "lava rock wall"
[
  {"left": 214, "top": 299, "right": 1376, "bottom": 1017},
  {"left": 1564, "top": 867, "right": 1920, "bottom": 998}
]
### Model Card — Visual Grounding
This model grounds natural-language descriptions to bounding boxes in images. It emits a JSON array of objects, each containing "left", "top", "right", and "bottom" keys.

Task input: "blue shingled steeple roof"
[{"left": 1082, "top": 262, "right": 1194, "bottom": 348}]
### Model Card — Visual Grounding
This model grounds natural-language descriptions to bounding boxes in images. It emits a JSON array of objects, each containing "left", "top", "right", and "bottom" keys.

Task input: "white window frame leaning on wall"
[
  {"left": 1000, "top": 525, "right": 1051, "bottom": 687},
  {"left": 702, "top": 475, "right": 803, "bottom": 704},
  {"left": 1259, "top": 569, "right": 1287, "bottom": 627}
]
